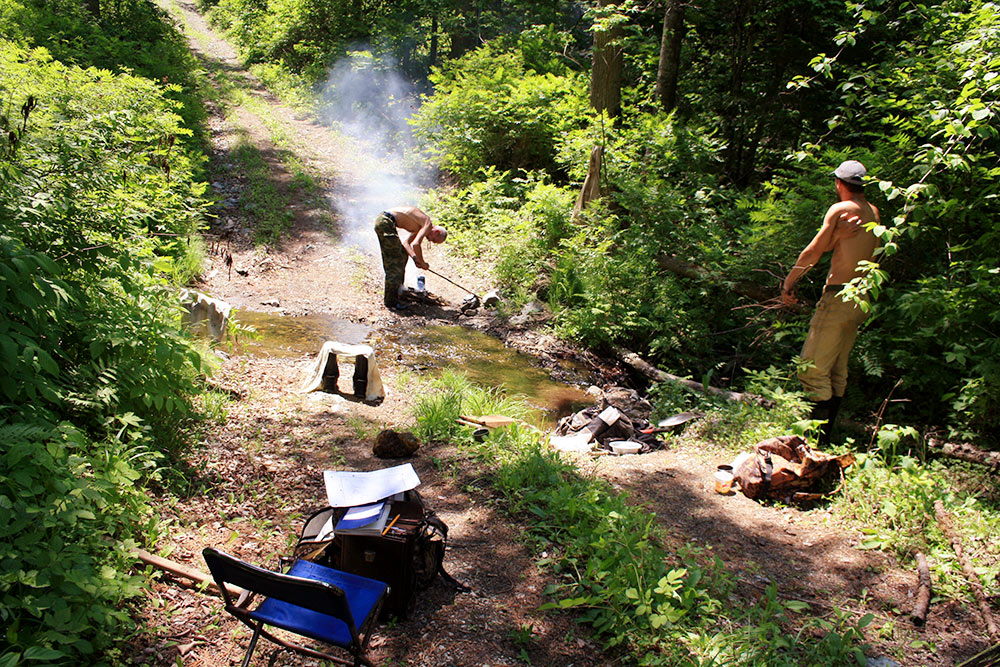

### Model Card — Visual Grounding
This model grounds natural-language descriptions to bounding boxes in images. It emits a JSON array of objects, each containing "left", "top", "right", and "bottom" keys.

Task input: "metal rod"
[{"left": 424, "top": 267, "right": 478, "bottom": 296}]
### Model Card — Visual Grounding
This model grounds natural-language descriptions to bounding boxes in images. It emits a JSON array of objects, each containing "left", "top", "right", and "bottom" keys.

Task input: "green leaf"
[{"left": 23, "top": 646, "right": 66, "bottom": 661}]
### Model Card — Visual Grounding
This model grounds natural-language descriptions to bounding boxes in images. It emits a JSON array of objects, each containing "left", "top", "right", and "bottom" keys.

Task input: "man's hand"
[
  {"left": 415, "top": 259, "right": 429, "bottom": 270},
  {"left": 781, "top": 288, "right": 797, "bottom": 307},
  {"left": 836, "top": 211, "right": 864, "bottom": 236}
]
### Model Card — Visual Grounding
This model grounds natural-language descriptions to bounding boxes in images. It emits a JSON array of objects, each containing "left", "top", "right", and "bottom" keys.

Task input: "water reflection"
[
  {"left": 383, "top": 325, "right": 592, "bottom": 426},
  {"left": 228, "top": 310, "right": 371, "bottom": 358},
  {"left": 226, "top": 311, "right": 592, "bottom": 426}
]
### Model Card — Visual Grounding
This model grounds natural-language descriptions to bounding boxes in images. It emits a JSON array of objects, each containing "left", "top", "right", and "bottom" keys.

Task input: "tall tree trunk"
[
  {"left": 722, "top": 0, "right": 754, "bottom": 185},
  {"left": 448, "top": 0, "right": 479, "bottom": 60},
  {"left": 589, "top": 0, "right": 623, "bottom": 120},
  {"left": 655, "top": 0, "right": 686, "bottom": 113},
  {"left": 429, "top": 13, "right": 439, "bottom": 70}
]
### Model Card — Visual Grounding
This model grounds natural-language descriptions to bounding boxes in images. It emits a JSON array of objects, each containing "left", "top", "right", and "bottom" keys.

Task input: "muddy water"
[
  {"left": 382, "top": 325, "right": 593, "bottom": 426},
  {"left": 228, "top": 310, "right": 372, "bottom": 357},
  {"left": 228, "top": 311, "right": 592, "bottom": 426}
]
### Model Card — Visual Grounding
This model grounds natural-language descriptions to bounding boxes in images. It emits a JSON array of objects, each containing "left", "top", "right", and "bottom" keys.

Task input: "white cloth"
[
  {"left": 181, "top": 290, "right": 231, "bottom": 342},
  {"left": 301, "top": 341, "right": 385, "bottom": 402}
]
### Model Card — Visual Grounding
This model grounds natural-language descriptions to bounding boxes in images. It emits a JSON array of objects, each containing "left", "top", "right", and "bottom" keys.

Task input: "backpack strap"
[
  {"left": 758, "top": 452, "right": 774, "bottom": 497},
  {"left": 421, "top": 513, "right": 470, "bottom": 592}
]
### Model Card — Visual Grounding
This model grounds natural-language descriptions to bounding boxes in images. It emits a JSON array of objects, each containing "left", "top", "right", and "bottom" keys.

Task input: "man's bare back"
[
  {"left": 782, "top": 186, "right": 880, "bottom": 305},
  {"left": 385, "top": 206, "right": 447, "bottom": 270},
  {"left": 827, "top": 199, "right": 880, "bottom": 285}
]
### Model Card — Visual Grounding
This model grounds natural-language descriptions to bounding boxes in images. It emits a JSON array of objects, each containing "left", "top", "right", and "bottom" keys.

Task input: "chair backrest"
[{"left": 203, "top": 547, "right": 354, "bottom": 625}]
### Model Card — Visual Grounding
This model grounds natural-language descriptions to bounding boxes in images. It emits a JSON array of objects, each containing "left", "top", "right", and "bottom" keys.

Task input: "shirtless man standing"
[
  {"left": 781, "top": 160, "right": 880, "bottom": 444},
  {"left": 374, "top": 206, "right": 447, "bottom": 310}
]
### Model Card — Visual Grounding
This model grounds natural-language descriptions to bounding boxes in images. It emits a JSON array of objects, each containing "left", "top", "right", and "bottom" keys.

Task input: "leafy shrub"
[
  {"left": 426, "top": 170, "right": 575, "bottom": 310},
  {"left": 411, "top": 44, "right": 588, "bottom": 184},
  {"left": 1, "top": 40, "right": 209, "bottom": 663}
]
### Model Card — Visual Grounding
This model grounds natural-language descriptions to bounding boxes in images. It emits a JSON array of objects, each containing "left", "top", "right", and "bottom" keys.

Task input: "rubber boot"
[
  {"left": 821, "top": 395, "right": 843, "bottom": 448},
  {"left": 321, "top": 352, "right": 339, "bottom": 392},
  {"left": 808, "top": 398, "right": 831, "bottom": 448},
  {"left": 352, "top": 355, "right": 369, "bottom": 398}
]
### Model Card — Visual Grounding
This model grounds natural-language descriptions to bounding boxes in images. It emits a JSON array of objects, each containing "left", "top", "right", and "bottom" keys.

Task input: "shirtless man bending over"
[
  {"left": 781, "top": 160, "right": 880, "bottom": 444},
  {"left": 374, "top": 206, "right": 447, "bottom": 310}
]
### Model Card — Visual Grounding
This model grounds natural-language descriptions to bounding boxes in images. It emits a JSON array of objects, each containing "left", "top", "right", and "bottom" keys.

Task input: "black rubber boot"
[
  {"left": 822, "top": 395, "right": 843, "bottom": 447},
  {"left": 809, "top": 398, "right": 832, "bottom": 448}
]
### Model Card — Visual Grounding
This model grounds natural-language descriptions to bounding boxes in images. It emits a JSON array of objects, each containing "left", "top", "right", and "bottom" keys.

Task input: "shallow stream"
[{"left": 228, "top": 311, "right": 592, "bottom": 426}]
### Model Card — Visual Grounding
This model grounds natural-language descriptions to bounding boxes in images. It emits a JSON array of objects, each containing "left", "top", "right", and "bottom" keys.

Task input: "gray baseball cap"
[{"left": 833, "top": 160, "right": 867, "bottom": 185}]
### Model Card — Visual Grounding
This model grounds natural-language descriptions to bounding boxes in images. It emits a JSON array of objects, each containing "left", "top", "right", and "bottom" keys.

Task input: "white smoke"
[{"left": 318, "top": 50, "right": 432, "bottom": 255}]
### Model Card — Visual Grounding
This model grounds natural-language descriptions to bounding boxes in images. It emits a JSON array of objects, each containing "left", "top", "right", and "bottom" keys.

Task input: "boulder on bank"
[{"left": 373, "top": 430, "right": 420, "bottom": 459}]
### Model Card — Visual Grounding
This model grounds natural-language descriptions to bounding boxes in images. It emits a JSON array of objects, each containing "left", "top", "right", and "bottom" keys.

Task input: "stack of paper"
[
  {"left": 323, "top": 463, "right": 421, "bottom": 507},
  {"left": 320, "top": 463, "right": 421, "bottom": 538}
]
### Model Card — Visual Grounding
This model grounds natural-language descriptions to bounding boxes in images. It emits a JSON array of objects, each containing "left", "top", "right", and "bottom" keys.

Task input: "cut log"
[
  {"left": 910, "top": 552, "right": 931, "bottom": 626},
  {"left": 927, "top": 437, "right": 1000, "bottom": 471},
  {"left": 613, "top": 346, "right": 772, "bottom": 407},
  {"left": 934, "top": 501, "right": 999, "bottom": 639},
  {"left": 958, "top": 641, "right": 1000, "bottom": 667},
  {"left": 133, "top": 548, "right": 242, "bottom": 598}
]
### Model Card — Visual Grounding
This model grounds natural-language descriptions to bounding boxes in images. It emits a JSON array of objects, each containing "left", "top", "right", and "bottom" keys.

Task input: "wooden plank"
[
  {"left": 133, "top": 548, "right": 243, "bottom": 598},
  {"left": 459, "top": 414, "right": 519, "bottom": 429}
]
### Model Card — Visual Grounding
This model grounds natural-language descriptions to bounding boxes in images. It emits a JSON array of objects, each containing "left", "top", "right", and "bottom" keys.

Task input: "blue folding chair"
[{"left": 203, "top": 547, "right": 387, "bottom": 667}]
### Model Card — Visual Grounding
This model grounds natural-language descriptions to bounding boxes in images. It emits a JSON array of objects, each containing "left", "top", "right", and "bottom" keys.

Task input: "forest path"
[
  {"left": 132, "top": 1, "right": 611, "bottom": 666},
  {"left": 126, "top": 2, "right": 984, "bottom": 665}
]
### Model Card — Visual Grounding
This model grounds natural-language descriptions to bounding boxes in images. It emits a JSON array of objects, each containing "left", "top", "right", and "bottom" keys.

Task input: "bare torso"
[
  {"left": 826, "top": 199, "right": 880, "bottom": 285},
  {"left": 387, "top": 206, "right": 428, "bottom": 234}
]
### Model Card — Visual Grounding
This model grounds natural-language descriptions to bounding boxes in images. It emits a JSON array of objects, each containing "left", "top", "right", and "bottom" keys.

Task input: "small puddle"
[
  {"left": 226, "top": 311, "right": 593, "bottom": 427},
  {"left": 382, "top": 325, "right": 593, "bottom": 427},
  {"left": 228, "top": 310, "right": 372, "bottom": 358}
]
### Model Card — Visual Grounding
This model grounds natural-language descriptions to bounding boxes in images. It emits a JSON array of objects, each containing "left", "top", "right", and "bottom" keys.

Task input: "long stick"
[
  {"left": 133, "top": 548, "right": 242, "bottom": 598},
  {"left": 934, "top": 501, "right": 999, "bottom": 639},
  {"left": 910, "top": 552, "right": 931, "bottom": 626},
  {"left": 424, "top": 267, "right": 477, "bottom": 296}
]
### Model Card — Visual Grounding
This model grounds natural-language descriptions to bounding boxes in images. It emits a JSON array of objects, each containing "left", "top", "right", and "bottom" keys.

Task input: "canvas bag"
[
  {"left": 293, "top": 489, "right": 465, "bottom": 618},
  {"left": 733, "top": 435, "right": 855, "bottom": 501}
]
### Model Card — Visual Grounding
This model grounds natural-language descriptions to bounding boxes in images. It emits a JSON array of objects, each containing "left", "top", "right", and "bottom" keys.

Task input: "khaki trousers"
[{"left": 798, "top": 289, "right": 869, "bottom": 401}]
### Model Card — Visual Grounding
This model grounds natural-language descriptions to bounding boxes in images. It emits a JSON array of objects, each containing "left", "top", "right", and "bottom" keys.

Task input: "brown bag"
[
  {"left": 293, "top": 490, "right": 465, "bottom": 619},
  {"left": 733, "top": 435, "right": 855, "bottom": 501}
]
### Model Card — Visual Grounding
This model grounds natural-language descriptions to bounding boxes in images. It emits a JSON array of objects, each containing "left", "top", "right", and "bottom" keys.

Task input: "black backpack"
[{"left": 293, "top": 489, "right": 466, "bottom": 618}]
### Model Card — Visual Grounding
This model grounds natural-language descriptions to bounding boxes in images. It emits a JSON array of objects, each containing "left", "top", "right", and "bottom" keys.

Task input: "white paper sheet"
[{"left": 323, "top": 463, "right": 421, "bottom": 508}]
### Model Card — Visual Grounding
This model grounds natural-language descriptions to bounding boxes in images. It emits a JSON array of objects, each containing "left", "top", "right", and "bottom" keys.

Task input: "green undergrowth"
[
  {"left": 649, "top": 370, "right": 1000, "bottom": 642},
  {"left": 1, "top": 15, "right": 214, "bottom": 662},
  {"left": 835, "top": 452, "right": 1000, "bottom": 606},
  {"left": 414, "top": 371, "right": 872, "bottom": 666}
]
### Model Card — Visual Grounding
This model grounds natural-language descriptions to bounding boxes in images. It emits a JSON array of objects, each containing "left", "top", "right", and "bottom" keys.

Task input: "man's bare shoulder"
[
  {"left": 826, "top": 200, "right": 856, "bottom": 217},
  {"left": 387, "top": 206, "right": 426, "bottom": 231}
]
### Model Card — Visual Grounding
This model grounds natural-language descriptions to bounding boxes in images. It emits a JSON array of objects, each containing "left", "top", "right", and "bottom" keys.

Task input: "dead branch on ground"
[
  {"left": 934, "top": 501, "right": 999, "bottom": 639},
  {"left": 927, "top": 436, "right": 1000, "bottom": 471},
  {"left": 910, "top": 552, "right": 932, "bottom": 627},
  {"left": 613, "top": 346, "right": 772, "bottom": 407}
]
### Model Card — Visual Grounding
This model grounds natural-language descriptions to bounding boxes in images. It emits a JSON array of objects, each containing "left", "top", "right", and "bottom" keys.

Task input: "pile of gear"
[
  {"left": 551, "top": 387, "right": 701, "bottom": 454},
  {"left": 731, "top": 435, "right": 855, "bottom": 502}
]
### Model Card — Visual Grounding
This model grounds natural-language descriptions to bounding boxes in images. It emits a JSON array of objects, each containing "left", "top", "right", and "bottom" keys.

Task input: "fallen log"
[
  {"left": 133, "top": 548, "right": 242, "bottom": 598},
  {"left": 934, "top": 501, "right": 999, "bottom": 639},
  {"left": 910, "top": 552, "right": 931, "bottom": 627},
  {"left": 656, "top": 255, "right": 773, "bottom": 303},
  {"left": 958, "top": 641, "right": 1000, "bottom": 667},
  {"left": 927, "top": 437, "right": 1000, "bottom": 471},
  {"left": 613, "top": 346, "right": 772, "bottom": 407}
]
